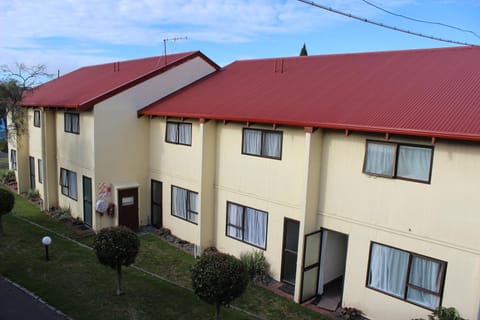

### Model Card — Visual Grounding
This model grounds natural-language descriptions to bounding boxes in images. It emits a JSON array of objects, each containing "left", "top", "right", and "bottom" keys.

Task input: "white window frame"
[
  {"left": 242, "top": 128, "right": 282, "bottom": 160},
  {"left": 363, "top": 140, "right": 433, "bottom": 183},
  {"left": 367, "top": 242, "right": 446, "bottom": 310},
  {"left": 171, "top": 185, "right": 198, "bottom": 224},
  {"left": 59, "top": 168, "right": 77, "bottom": 200},
  {"left": 226, "top": 201, "right": 268, "bottom": 250},
  {"left": 165, "top": 121, "right": 192, "bottom": 146}
]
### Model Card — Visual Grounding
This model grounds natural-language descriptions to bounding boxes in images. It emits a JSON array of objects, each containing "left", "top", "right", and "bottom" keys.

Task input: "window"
[
  {"left": 367, "top": 242, "right": 446, "bottom": 310},
  {"left": 363, "top": 140, "right": 433, "bottom": 183},
  {"left": 171, "top": 186, "right": 198, "bottom": 224},
  {"left": 226, "top": 202, "right": 268, "bottom": 249},
  {"left": 64, "top": 112, "right": 80, "bottom": 134},
  {"left": 59, "top": 168, "right": 77, "bottom": 200},
  {"left": 34, "top": 110, "right": 41, "bottom": 127},
  {"left": 38, "top": 159, "right": 43, "bottom": 184},
  {"left": 166, "top": 122, "right": 192, "bottom": 145},
  {"left": 10, "top": 149, "right": 17, "bottom": 170},
  {"left": 242, "top": 128, "right": 282, "bottom": 159}
]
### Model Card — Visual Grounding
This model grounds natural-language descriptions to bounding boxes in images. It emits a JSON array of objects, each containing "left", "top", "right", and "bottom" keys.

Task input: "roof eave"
[{"left": 139, "top": 111, "right": 480, "bottom": 142}]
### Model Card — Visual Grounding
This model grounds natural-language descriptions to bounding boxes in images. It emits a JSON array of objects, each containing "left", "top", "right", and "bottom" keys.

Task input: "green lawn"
[{"left": 0, "top": 187, "right": 330, "bottom": 320}]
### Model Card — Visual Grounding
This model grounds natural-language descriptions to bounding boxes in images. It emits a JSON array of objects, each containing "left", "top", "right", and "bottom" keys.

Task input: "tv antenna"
[{"left": 163, "top": 36, "right": 188, "bottom": 65}]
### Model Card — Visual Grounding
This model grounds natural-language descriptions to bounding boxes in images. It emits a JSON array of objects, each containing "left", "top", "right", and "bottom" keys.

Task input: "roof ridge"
[
  {"left": 78, "top": 51, "right": 199, "bottom": 70},
  {"left": 228, "top": 45, "right": 478, "bottom": 65}
]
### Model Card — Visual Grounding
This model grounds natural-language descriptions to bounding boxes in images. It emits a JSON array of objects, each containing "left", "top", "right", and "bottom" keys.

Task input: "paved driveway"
[{"left": 0, "top": 278, "right": 69, "bottom": 320}]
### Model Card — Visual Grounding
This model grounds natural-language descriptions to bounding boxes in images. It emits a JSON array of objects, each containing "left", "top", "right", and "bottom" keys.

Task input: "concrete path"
[{"left": 0, "top": 277, "right": 69, "bottom": 320}]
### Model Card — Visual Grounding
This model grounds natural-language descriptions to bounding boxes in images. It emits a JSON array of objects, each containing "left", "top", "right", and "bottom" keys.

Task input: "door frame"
[
  {"left": 299, "top": 229, "right": 322, "bottom": 303},
  {"left": 151, "top": 179, "right": 163, "bottom": 228},
  {"left": 82, "top": 176, "right": 93, "bottom": 227},
  {"left": 300, "top": 227, "right": 349, "bottom": 304},
  {"left": 29, "top": 156, "right": 35, "bottom": 190},
  {"left": 280, "top": 218, "right": 300, "bottom": 286},
  {"left": 117, "top": 187, "right": 139, "bottom": 231}
]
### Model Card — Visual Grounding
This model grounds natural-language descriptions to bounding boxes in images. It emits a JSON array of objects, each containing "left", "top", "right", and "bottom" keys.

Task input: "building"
[
  {"left": 10, "top": 46, "right": 480, "bottom": 319},
  {"left": 9, "top": 51, "right": 218, "bottom": 230},
  {"left": 138, "top": 46, "right": 480, "bottom": 319}
]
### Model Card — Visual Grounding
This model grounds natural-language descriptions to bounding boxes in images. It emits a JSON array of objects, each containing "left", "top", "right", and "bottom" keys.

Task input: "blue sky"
[{"left": 1, "top": 0, "right": 479, "bottom": 76}]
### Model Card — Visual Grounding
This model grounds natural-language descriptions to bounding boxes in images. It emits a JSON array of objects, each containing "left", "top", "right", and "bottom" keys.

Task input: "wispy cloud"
[{"left": 0, "top": 0, "right": 414, "bottom": 72}]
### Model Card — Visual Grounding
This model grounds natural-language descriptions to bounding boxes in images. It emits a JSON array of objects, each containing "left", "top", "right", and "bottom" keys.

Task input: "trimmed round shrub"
[
  {"left": 93, "top": 226, "right": 140, "bottom": 269},
  {"left": 0, "top": 188, "right": 14, "bottom": 215},
  {"left": 192, "top": 251, "right": 248, "bottom": 318}
]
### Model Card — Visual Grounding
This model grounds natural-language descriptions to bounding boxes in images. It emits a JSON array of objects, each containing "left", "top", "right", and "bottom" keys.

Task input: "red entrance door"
[{"left": 118, "top": 188, "right": 139, "bottom": 231}]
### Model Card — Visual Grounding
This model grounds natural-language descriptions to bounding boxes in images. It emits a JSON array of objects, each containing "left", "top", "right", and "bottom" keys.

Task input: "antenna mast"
[{"left": 163, "top": 36, "right": 188, "bottom": 65}]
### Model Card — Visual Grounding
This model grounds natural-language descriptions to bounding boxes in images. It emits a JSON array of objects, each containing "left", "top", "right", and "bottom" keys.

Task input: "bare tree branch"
[
  {"left": 0, "top": 63, "right": 53, "bottom": 141},
  {"left": 1, "top": 63, "right": 52, "bottom": 89}
]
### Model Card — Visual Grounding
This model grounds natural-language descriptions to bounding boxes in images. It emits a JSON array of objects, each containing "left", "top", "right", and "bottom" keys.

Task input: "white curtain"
[
  {"left": 364, "top": 143, "right": 396, "bottom": 176},
  {"left": 172, "top": 187, "right": 187, "bottom": 219},
  {"left": 166, "top": 123, "right": 178, "bottom": 143},
  {"left": 38, "top": 159, "right": 43, "bottom": 183},
  {"left": 188, "top": 192, "right": 198, "bottom": 223},
  {"left": 244, "top": 207, "right": 267, "bottom": 248},
  {"left": 178, "top": 124, "right": 192, "bottom": 145},
  {"left": 243, "top": 129, "right": 261, "bottom": 155},
  {"left": 10, "top": 150, "right": 17, "bottom": 170},
  {"left": 65, "top": 114, "right": 72, "bottom": 132},
  {"left": 368, "top": 243, "right": 409, "bottom": 298},
  {"left": 60, "top": 168, "right": 67, "bottom": 185},
  {"left": 262, "top": 132, "right": 281, "bottom": 158},
  {"left": 71, "top": 114, "right": 79, "bottom": 133},
  {"left": 34, "top": 110, "right": 40, "bottom": 126},
  {"left": 69, "top": 171, "right": 77, "bottom": 199},
  {"left": 397, "top": 146, "right": 432, "bottom": 182},
  {"left": 227, "top": 203, "right": 243, "bottom": 239},
  {"left": 406, "top": 256, "right": 441, "bottom": 309}
]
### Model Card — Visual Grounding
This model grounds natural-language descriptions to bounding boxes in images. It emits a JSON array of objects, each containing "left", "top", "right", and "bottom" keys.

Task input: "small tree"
[
  {"left": 192, "top": 251, "right": 248, "bottom": 320},
  {"left": 299, "top": 43, "right": 308, "bottom": 56},
  {"left": 93, "top": 226, "right": 140, "bottom": 295},
  {"left": 0, "top": 188, "right": 15, "bottom": 237}
]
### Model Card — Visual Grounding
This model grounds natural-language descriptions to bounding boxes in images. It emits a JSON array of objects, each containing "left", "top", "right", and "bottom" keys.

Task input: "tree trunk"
[
  {"left": 0, "top": 214, "right": 4, "bottom": 238},
  {"left": 116, "top": 264, "right": 124, "bottom": 296},
  {"left": 215, "top": 302, "right": 221, "bottom": 320}
]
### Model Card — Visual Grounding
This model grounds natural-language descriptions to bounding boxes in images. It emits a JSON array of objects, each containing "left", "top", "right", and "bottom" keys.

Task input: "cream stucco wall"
[
  {"left": 56, "top": 110, "right": 95, "bottom": 221},
  {"left": 43, "top": 109, "right": 58, "bottom": 210},
  {"left": 149, "top": 118, "right": 202, "bottom": 244},
  {"left": 95, "top": 56, "right": 217, "bottom": 230},
  {"left": 215, "top": 123, "right": 307, "bottom": 280},
  {"left": 199, "top": 120, "right": 217, "bottom": 250},
  {"left": 317, "top": 130, "right": 480, "bottom": 320},
  {"left": 27, "top": 109, "right": 44, "bottom": 199}
]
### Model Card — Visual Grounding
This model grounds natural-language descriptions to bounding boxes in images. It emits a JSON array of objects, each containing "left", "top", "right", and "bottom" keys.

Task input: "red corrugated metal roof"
[
  {"left": 21, "top": 51, "right": 219, "bottom": 111},
  {"left": 139, "top": 46, "right": 480, "bottom": 142}
]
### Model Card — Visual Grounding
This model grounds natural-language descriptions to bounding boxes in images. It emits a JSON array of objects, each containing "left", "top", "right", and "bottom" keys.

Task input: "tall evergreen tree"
[{"left": 300, "top": 43, "right": 308, "bottom": 56}]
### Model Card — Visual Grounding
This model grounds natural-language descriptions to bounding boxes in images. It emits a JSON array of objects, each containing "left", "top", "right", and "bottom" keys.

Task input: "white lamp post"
[{"left": 42, "top": 236, "right": 52, "bottom": 261}]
